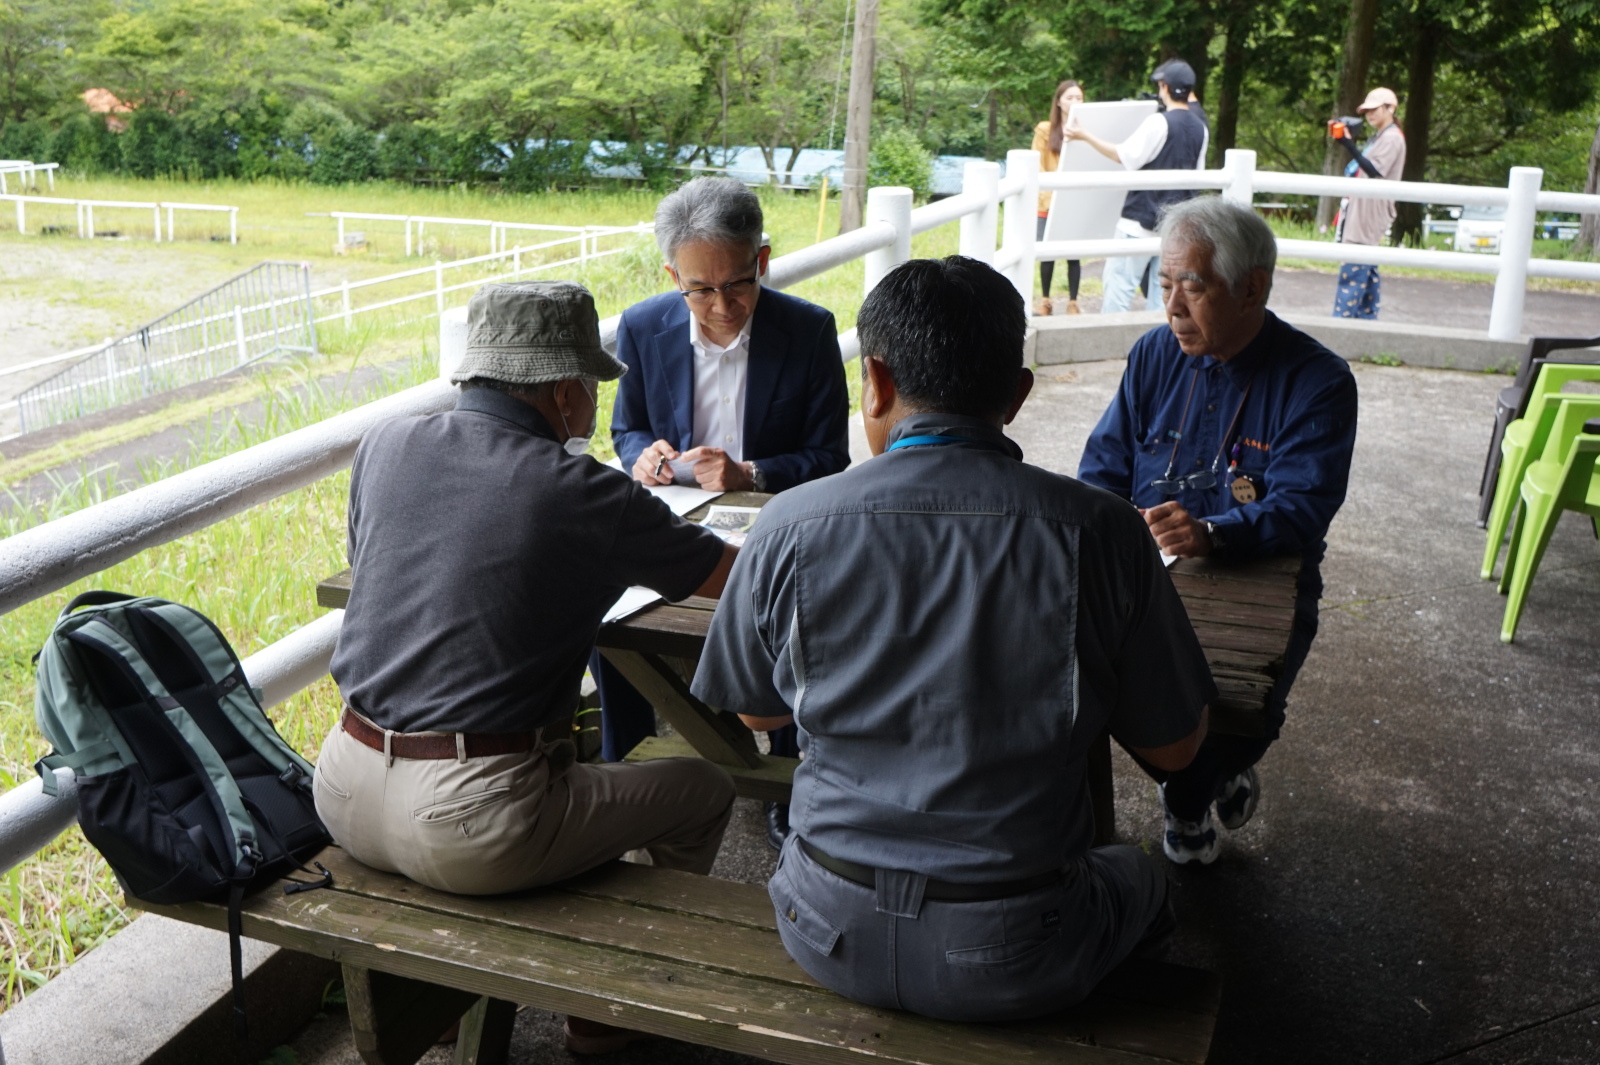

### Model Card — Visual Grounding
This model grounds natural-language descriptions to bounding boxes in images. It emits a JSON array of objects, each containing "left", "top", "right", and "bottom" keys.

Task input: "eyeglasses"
[
  {"left": 1150, "top": 469, "right": 1217, "bottom": 495},
  {"left": 676, "top": 262, "right": 760, "bottom": 304}
]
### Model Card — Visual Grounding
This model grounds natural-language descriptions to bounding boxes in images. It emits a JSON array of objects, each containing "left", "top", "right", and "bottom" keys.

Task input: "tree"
[
  {"left": 0, "top": 0, "right": 107, "bottom": 129},
  {"left": 1576, "top": 117, "right": 1600, "bottom": 258}
]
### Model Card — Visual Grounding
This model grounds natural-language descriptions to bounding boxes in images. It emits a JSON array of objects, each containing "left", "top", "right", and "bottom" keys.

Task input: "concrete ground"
[{"left": 276, "top": 356, "right": 1599, "bottom": 1065}]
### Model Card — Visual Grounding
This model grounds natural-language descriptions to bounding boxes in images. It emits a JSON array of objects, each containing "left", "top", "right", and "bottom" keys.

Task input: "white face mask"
[{"left": 558, "top": 379, "right": 598, "bottom": 457}]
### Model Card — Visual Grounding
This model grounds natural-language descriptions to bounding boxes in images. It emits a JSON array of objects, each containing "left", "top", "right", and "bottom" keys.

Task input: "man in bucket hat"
[{"left": 317, "top": 280, "right": 738, "bottom": 1054}]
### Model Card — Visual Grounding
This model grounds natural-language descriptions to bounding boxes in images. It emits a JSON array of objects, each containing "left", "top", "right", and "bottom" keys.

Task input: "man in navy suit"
[{"left": 596, "top": 177, "right": 850, "bottom": 849}]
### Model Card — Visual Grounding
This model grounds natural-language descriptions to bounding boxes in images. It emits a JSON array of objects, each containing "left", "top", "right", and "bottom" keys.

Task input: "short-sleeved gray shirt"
[
  {"left": 691, "top": 413, "right": 1215, "bottom": 881},
  {"left": 331, "top": 388, "right": 725, "bottom": 735}
]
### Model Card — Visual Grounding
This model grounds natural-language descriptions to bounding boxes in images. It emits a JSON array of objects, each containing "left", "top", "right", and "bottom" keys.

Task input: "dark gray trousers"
[{"left": 767, "top": 834, "right": 1172, "bottom": 1022}]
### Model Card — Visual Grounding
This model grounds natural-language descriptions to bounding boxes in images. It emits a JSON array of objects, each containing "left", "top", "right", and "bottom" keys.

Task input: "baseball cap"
[
  {"left": 1152, "top": 60, "right": 1196, "bottom": 98},
  {"left": 453, "top": 280, "right": 627, "bottom": 386},
  {"left": 1357, "top": 87, "right": 1398, "bottom": 113}
]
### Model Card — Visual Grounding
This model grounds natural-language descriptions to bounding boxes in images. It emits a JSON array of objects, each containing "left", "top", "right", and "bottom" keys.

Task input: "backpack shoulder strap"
[
  {"left": 139, "top": 604, "right": 316, "bottom": 780},
  {"left": 69, "top": 617, "right": 258, "bottom": 872}
]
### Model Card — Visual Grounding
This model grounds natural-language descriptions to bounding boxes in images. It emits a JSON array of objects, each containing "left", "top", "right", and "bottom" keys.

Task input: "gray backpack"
[{"left": 34, "top": 591, "right": 332, "bottom": 1036}]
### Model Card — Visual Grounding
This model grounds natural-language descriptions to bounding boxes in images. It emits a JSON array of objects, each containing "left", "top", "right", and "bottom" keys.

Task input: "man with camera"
[
  {"left": 1065, "top": 59, "right": 1209, "bottom": 314},
  {"left": 1330, "top": 87, "right": 1406, "bottom": 319}
]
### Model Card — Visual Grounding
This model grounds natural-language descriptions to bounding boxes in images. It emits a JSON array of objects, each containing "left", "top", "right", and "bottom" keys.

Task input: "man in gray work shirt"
[
  {"left": 692, "top": 256, "right": 1215, "bottom": 1022},
  {"left": 320, "top": 281, "right": 738, "bottom": 1052}
]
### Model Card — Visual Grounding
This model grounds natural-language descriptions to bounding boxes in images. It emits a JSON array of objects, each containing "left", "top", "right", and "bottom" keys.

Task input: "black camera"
[
  {"left": 1326, "top": 115, "right": 1365, "bottom": 139},
  {"left": 1137, "top": 90, "right": 1166, "bottom": 113}
]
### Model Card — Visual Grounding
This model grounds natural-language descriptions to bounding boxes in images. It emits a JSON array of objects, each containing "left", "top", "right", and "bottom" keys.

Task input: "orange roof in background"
[{"left": 82, "top": 88, "right": 134, "bottom": 115}]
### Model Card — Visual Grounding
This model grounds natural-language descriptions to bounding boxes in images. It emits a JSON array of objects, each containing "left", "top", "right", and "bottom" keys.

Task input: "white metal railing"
[
  {"left": 329, "top": 210, "right": 626, "bottom": 257},
  {"left": 0, "top": 160, "right": 58, "bottom": 194},
  {"left": 3, "top": 225, "right": 652, "bottom": 425},
  {"left": 3, "top": 146, "right": 1598, "bottom": 881},
  {"left": 16, "top": 262, "right": 317, "bottom": 432},
  {"left": 1009, "top": 149, "right": 1600, "bottom": 342},
  {"left": 2, "top": 193, "right": 238, "bottom": 243},
  {"left": 314, "top": 223, "right": 649, "bottom": 329}
]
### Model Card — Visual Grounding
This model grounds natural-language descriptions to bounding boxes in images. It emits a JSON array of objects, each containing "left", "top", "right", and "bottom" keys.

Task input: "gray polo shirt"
[
  {"left": 331, "top": 387, "right": 725, "bottom": 735},
  {"left": 691, "top": 413, "right": 1214, "bottom": 881}
]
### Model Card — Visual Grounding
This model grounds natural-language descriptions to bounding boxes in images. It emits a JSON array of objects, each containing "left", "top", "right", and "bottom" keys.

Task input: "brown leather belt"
[{"left": 340, "top": 709, "right": 539, "bottom": 760}]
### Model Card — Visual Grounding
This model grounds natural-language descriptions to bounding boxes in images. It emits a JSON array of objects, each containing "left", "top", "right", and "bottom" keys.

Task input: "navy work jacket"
[
  {"left": 610, "top": 288, "right": 851, "bottom": 493},
  {"left": 1077, "top": 312, "right": 1358, "bottom": 591}
]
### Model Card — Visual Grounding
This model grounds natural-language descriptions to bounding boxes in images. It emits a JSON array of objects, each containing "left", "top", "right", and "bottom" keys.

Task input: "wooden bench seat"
[{"left": 138, "top": 846, "right": 1220, "bottom": 1065}]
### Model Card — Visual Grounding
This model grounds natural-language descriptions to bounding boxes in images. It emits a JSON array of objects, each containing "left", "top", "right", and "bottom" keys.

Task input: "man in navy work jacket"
[
  {"left": 691, "top": 256, "right": 1215, "bottom": 1023},
  {"left": 1079, "top": 197, "right": 1359, "bottom": 866},
  {"left": 599, "top": 176, "right": 850, "bottom": 849}
]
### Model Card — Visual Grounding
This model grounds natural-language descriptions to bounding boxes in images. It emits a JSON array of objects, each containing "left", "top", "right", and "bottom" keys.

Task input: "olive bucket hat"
[{"left": 451, "top": 280, "right": 627, "bottom": 385}]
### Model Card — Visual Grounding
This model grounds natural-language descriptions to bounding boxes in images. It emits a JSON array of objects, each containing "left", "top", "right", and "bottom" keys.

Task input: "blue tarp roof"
[{"left": 584, "top": 143, "right": 984, "bottom": 197}]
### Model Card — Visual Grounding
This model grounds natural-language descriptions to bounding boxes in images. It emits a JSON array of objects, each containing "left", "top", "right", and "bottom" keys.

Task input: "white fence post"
[
  {"left": 435, "top": 261, "right": 445, "bottom": 315},
  {"left": 230, "top": 207, "right": 238, "bottom": 245},
  {"left": 234, "top": 305, "right": 248, "bottom": 362},
  {"left": 1222, "top": 149, "right": 1257, "bottom": 206},
  {"left": 1488, "top": 166, "right": 1542, "bottom": 342},
  {"left": 13, "top": 197, "right": 22, "bottom": 236},
  {"left": 1003, "top": 149, "right": 1040, "bottom": 307},
  {"left": 958, "top": 160, "right": 1002, "bottom": 264},
  {"left": 342, "top": 280, "right": 352, "bottom": 328},
  {"left": 152, "top": 204, "right": 161, "bottom": 242},
  {"left": 863, "top": 186, "right": 914, "bottom": 297}
]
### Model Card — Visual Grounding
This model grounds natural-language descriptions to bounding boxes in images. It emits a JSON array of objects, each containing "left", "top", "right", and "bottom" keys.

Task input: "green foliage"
[{"left": 868, "top": 125, "right": 934, "bottom": 200}]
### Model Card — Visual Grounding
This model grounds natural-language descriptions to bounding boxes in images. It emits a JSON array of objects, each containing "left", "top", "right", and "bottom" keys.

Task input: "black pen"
[{"left": 653, "top": 455, "right": 667, "bottom": 479}]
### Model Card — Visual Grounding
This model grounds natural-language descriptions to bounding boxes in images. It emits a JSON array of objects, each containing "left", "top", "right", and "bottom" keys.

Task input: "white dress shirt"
[
  {"left": 688, "top": 314, "right": 752, "bottom": 460},
  {"left": 1117, "top": 111, "right": 1210, "bottom": 173}
]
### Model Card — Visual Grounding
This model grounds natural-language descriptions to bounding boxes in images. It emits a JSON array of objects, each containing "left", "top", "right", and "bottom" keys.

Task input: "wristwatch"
[
  {"left": 747, "top": 462, "right": 767, "bottom": 492},
  {"left": 1203, "top": 520, "right": 1225, "bottom": 552}
]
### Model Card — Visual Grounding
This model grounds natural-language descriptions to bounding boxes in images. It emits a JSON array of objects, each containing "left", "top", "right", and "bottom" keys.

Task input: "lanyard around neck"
[{"left": 887, "top": 434, "right": 963, "bottom": 452}]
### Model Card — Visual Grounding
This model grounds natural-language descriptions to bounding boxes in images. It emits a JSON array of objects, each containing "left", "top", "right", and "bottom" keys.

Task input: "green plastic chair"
[
  {"left": 1480, "top": 362, "right": 1600, "bottom": 579},
  {"left": 1497, "top": 403, "right": 1600, "bottom": 642}
]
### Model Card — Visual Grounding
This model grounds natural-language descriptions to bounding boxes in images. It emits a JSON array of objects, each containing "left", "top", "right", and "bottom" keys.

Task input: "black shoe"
[{"left": 765, "top": 802, "right": 791, "bottom": 851}]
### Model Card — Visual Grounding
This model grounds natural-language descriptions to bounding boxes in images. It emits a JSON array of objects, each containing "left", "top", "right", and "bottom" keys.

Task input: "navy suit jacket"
[{"left": 611, "top": 288, "right": 850, "bottom": 493}]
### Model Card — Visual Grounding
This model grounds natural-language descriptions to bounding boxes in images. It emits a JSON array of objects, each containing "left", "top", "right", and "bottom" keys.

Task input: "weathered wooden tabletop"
[{"left": 317, "top": 491, "right": 1300, "bottom": 839}]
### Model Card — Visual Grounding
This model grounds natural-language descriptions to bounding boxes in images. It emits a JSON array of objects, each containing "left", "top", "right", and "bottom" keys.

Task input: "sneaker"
[
  {"left": 1215, "top": 766, "right": 1260, "bottom": 831},
  {"left": 1160, "top": 785, "right": 1220, "bottom": 865},
  {"left": 1065, "top": 299, "right": 1081, "bottom": 315},
  {"left": 564, "top": 1016, "right": 650, "bottom": 1055},
  {"left": 1035, "top": 297, "right": 1053, "bottom": 316}
]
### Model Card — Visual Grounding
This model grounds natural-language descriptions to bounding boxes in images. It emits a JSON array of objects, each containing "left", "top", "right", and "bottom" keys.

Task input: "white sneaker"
[
  {"left": 1160, "top": 784, "right": 1220, "bottom": 865},
  {"left": 1215, "top": 766, "right": 1261, "bottom": 831}
]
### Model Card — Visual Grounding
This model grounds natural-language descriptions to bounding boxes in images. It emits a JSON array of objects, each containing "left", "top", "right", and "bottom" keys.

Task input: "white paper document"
[
  {"left": 602, "top": 585, "right": 663, "bottom": 625},
  {"left": 600, "top": 485, "right": 724, "bottom": 623},
  {"left": 1161, "top": 553, "right": 1179, "bottom": 568},
  {"left": 646, "top": 483, "right": 721, "bottom": 516}
]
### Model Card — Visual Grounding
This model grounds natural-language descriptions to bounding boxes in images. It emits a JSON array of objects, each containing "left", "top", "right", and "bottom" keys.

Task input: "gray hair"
[
  {"left": 1158, "top": 197, "right": 1277, "bottom": 297},
  {"left": 654, "top": 177, "right": 765, "bottom": 265}
]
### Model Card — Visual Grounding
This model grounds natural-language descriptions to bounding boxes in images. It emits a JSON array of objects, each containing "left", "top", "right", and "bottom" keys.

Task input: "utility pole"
[{"left": 838, "top": 0, "right": 879, "bottom": 233}]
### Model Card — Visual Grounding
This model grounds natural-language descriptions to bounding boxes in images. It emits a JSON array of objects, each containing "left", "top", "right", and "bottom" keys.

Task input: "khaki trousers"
[{"left": 313, "top": 723, "right": 736, "bottom": 895}]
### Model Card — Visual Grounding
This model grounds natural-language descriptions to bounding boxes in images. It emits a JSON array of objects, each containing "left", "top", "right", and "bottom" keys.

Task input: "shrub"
[{"left": 868, "top": 126, "right": 934, "bottom": 202}]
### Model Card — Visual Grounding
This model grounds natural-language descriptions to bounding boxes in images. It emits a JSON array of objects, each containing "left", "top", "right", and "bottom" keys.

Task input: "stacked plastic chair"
[
  {"left": 1496, "top": 403, "right": 1600, "bottom": 641},
  {"left": 1480, "top": 361, "right": 1600, "bottom": 581}
]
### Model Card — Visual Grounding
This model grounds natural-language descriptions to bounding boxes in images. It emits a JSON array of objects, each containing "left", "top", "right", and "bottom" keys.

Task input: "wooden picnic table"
[{"left": 317, "top": 489, "right": 1300, "bottom": 846}]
